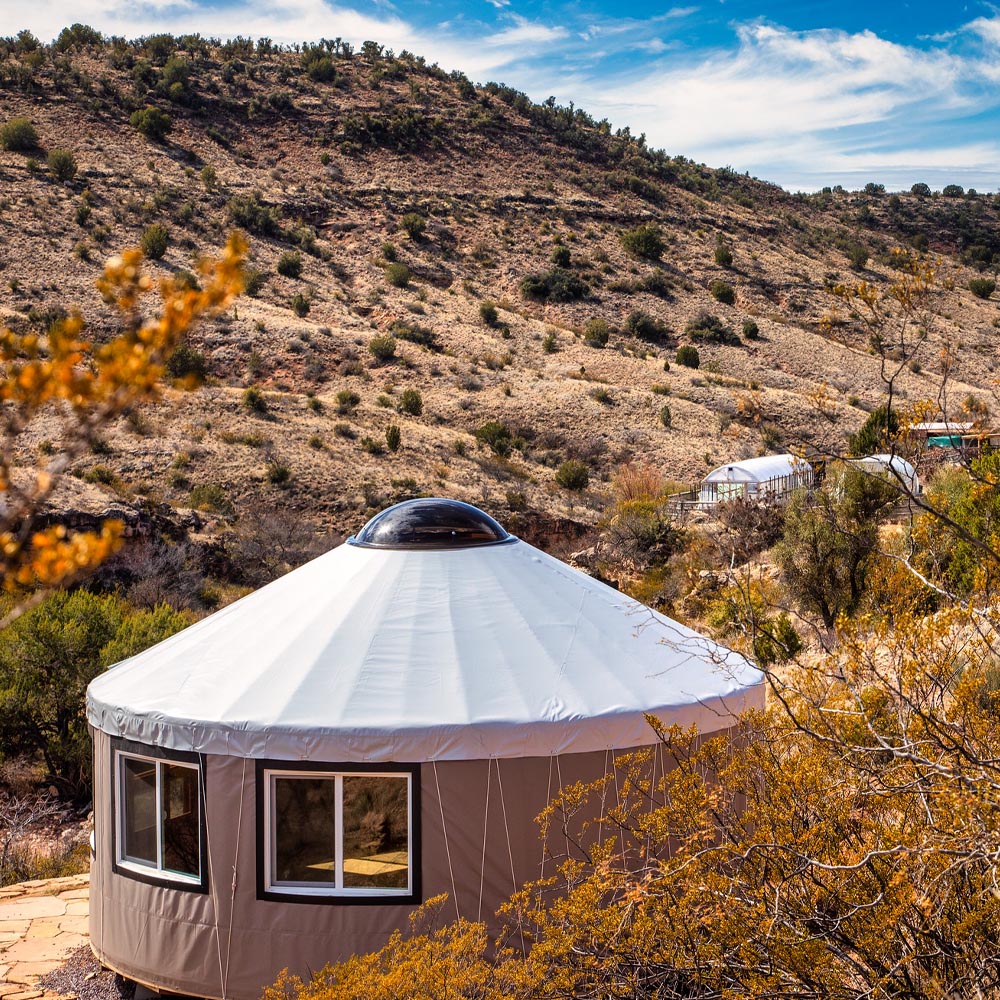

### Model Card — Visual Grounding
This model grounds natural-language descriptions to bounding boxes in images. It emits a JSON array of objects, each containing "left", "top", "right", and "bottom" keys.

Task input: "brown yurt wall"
[{"left": 90, "top": 728, "right": 668, "bottom": 1000}]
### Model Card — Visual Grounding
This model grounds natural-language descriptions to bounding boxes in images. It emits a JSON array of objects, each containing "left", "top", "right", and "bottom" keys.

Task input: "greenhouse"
[
  {"left": 850, "top": 453, "right": 921, "bottom": 495},
  {"left": 698, "top": 453, "right": 814, "bottom": 505}
]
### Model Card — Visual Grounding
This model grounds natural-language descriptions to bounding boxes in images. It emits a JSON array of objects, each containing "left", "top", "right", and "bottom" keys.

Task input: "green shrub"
[
  {"left": 0, "top": 591, "right": 188, "bottom": 799},
  {"left": 742, "top": 318, "right": 760, "bottom": 340},
  {"left": 173, "top": 269, "right": 200, "bottom": 291},
  {"left": 864, "top": 182, "right": 885, "bottom": 196},
  {"left": 227, "top": 192, "right": 280, "bottom": 236},
  {"left": 685, "top": 311, "right": 738, "bottom": 345},
  {"left": 550, "top": 245, "right": 571, "bottom": 267},
  {"left": 381, "top": 241, "right": 397, "bottom": 261},
  {"left": 47, "top": 148, "right": 77, "bottom": 182},
  {"left": 162, "top": 56, "right": 191, "bottom": 92},
  {"left": 714, "top": 239, "right": 733, "bottom": 267},
  {"left": 520, "top": 268, "right": 588, "bottom": 303},
  {"left": 305, "top": 54, "right": 336, "bottom": 83},
  {"left": 400, "top": 213, "right": 426, "bottom": 239},
  {"left": 277, "top": 251, "right": 303, "bottom": 278},
  {"left": 388, "top": 319, "right": 441, "bottom": 352},
  {"left": 659, "top": 404, "right": 672, "bottom": 428},
  {"left": 336, "top": 389, "right": 361, "bottom": 414},
  {"left": 848, "top": 402, "right": 899, "bottom": 457},
  {"left": 266, "top": 460, "right": 291, "bottom": 485},
  {"left": 369, "top": 335, "right": 397, "bottom": 362},
  {"left": 943, "top": 184, "right": 964, "bottom": 198},
  {"left": 969, "top": 277, "right": 996, "bottom": 300},
  {"left": 847, "top": 244, "right": 869, "bottom": 271},
  {"left": 243, "top": 268, "right": 265, "bottom": 296},
  {"left": 291, "top": 292, "right": 310, "bottom": 317},
  {"left": 676, "top": 345, "right": 700, "bottom": 368},
  {"left": 385, "top": 424, "right": 401, "bottom": 452},
  {"left": 479, "top": 300, "right": 498, "bottom": 326},
  {"left": 476, "top": 420, "right": 512, "bottom": 457},
  {"left": 555, "top": 459, "right": 589, "bottom": 490},
  {"left": 591, "top": 387, "right": 612, "bottom": 405},
  {"left": 625, "top": 310, "right": 671, "bottom": 343},
  {"left": 242, "top": 386, "right": 268, "bottom": 413},
  {"left": 140, "top": 224, "right": 168, "bottom": 260},
  {"left": 709, "top": 280, "right": 735, "bottom": 305},
  {"left": 385, "top": 262, "right": 411, "bottom": 288},
  {"left": 360, "top": 436, "right": 385, "bottom": 455},
  {"left": 200, "top": 164, "right": 217, "bottom": 190},
  {"left": 619, "top": 223, "right": 664, "bottom": 260},
  {"left": 54, "top": 23, "right": 103, "bottom": 51},
  {"left": 0, "top": 117, "right": 38, "bottom": 152},
  {"left": 910, "top": 182, "right": 931, "bottom": 198},
  {"left": 75, "top": 202, "right": 91, "bottom": 226},
  {"left": 583, "top": 317, "right": 611, "bottom": 348},
  {"left": 166, "top": 344, "right": 206, "bottom": 381},
  {"left": 399, "top": 388, "right": 423, "bottom": 416},
  {"left": 542, "top": 332, "right": 557, "bottom": 353},
  {"left": 129, "top": 106, "right": 172, "bottom": 141}
]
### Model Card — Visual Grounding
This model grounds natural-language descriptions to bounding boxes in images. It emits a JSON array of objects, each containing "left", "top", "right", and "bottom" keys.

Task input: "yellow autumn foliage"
[{"left": 0, "top": 234, "right": 245, "bottom": 615}]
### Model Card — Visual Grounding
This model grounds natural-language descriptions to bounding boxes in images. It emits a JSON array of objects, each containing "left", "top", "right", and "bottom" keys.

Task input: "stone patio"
[{"left": 0, "top": 875, "right": 90, "bottom": 1000}]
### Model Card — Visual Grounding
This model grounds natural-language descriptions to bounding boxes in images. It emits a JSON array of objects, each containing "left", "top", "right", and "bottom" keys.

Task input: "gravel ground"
[{"left": 39, "top": 946, "right": 134, "bottom": 1000}]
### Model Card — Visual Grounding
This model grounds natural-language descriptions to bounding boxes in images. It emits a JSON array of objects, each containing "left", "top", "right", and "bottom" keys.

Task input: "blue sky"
[{"left": 6, "top": 0, "right": 1000, "bottom": 191}]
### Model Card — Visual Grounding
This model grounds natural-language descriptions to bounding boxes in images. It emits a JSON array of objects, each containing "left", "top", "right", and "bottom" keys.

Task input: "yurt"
[
  {"left": 86, "top": 499, "right": 763, "bottom": 1000},
  {"left": 850, "top": 453, "right": 921, "bottom": 495},
  {"left": 698, "top": 453, "right": 813, "bottom": 505}
]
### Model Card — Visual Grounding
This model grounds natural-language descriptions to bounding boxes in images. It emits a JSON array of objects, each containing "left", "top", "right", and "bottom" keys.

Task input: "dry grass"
[{"left": 0, "top": 39, "right": 994, "bottom": 543}]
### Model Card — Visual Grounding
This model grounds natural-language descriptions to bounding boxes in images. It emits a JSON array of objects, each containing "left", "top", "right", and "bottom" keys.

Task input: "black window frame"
[
  {"left": 255, "top": 759, "right": 421, "bottom": 906},
  {"left": 110, "top": 736, "right": 208, "bottom": 894}
]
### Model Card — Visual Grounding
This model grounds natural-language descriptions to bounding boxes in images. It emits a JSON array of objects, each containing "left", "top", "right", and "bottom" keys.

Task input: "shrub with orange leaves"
[
  {"left": 0, "top": 234, "right": 245, "bottom": 621},
  {"left": 269, "top": 601, "right": 1000, "bottom": 1000}
]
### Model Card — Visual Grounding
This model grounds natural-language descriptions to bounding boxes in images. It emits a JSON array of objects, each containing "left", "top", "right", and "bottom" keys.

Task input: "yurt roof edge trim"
[{"left": 86, "top": 683, "right": 764, "bottom": 762}]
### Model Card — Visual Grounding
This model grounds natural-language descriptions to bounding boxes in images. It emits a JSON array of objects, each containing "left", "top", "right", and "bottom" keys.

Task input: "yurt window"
[
  {"left": 259, "top": 764, "right": 417, "bottom": 901},
  {"left": 113, "top": 743, "right": 204, "bottom": 889}
]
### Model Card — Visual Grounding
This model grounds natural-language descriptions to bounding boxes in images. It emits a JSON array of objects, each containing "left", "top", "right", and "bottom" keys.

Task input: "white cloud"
[
  {"left": 967, "top": 15, "right": 1000, "bottom": 46},
  {"left": 482, "top": 14, "right": 567, "bottom": 48},
  {"left": 523, "top": 19, "right": 1000, "bottom": 189}
]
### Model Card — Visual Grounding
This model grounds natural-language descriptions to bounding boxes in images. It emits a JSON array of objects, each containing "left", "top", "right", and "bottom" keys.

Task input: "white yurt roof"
[
  {"left": 702, "top": 453, "right": 807, "bottom": 485},
  {"left": 87, "top": 500, "right": 763, "bottom": 763},
  {"left": 852, "top": 453, "right": 920, "bottom": 493}
]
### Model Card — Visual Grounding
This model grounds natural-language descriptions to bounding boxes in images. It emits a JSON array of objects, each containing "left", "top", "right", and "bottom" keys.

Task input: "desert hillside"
[{"left": 0, "top": 28, "right": 997, "bottom": 576}]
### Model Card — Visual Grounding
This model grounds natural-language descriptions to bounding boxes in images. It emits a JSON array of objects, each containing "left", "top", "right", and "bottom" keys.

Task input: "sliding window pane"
[
  {"left": 162, "top": 763, "right": 200, "bottom": 878},
  {"left": 121, "top": 757, "right": 157, "bottom": 865},
  {"left": 273, "top": 777, "right": 336, "bottom": 884},
  {"left": 342, "top": 775, "right": 409, "bottom": 889}
]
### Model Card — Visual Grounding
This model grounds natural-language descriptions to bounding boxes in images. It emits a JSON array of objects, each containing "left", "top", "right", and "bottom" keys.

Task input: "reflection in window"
[
  {"left": 265, "top": 769, "right": 412, "bottom": 897},
  {"left": 342, "top": 775, "right": 409, "bottom": 889},
  {"left": 122, "top": 757, "right": 157, "bottom": 866},
  {"left": 273, "top": 778, "right": 337, "bottom": 884},
  {"left": 117, "top": 750, "right": 201, "bottom": 884},
  {"left": 162, "top": 763, "right": 200, "bottom": 877}
]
